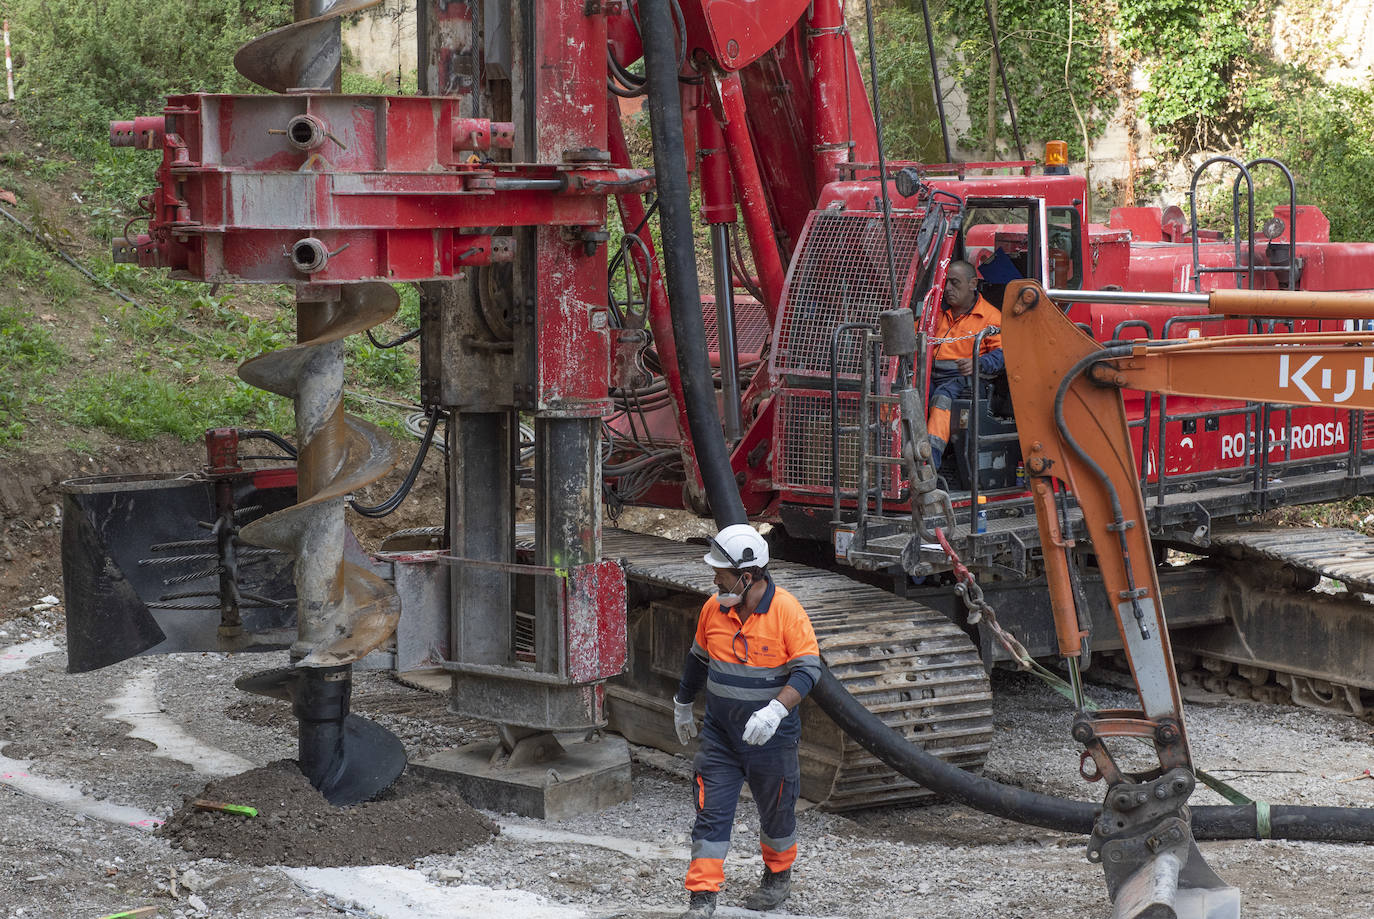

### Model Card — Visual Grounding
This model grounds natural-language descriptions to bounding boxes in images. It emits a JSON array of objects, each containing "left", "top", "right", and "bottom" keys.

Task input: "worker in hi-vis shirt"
[
  {"left": 672, "top": 524, "right": 821, "bottom": 919},
  {"left": 927, "top": 259, "right": 1004, "bottom": 470}
]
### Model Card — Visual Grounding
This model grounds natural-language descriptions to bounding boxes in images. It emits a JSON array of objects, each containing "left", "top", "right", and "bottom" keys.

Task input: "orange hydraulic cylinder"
[{"left": 1210, "top": 288, "right": 1374, "bottom": 319}]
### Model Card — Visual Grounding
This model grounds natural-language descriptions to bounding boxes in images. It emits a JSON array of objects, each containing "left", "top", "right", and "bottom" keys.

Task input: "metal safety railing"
[
  {"left": 828, "top": 325, "right": 910, "bottom": 536},
  {"left": 835, "top": 284, "right": 1374, "bottom": 556},
  {"left": 1188, "top": 156, "right": 1299, "bottom": 294},
  {"left": 830, "top": 324, "right": 1007, "bottom": 544}
]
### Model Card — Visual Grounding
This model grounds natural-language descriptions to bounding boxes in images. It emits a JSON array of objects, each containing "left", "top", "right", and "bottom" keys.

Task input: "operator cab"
[{"left": 931, "top": 197, "right": 1085, "bottom": 493}]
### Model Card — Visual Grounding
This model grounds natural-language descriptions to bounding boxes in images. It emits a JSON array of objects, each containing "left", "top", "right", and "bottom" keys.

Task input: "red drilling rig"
[{"left": 62, "top": 1, "right": 1374, "bottom": 915}]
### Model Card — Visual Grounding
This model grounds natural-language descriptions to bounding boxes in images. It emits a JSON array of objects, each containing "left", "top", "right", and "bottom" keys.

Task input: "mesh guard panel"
[
  {"left": 772, "top": 210, "right": 926, "bottom": 379},
  {"left": 702, "top": 295, "right": 769, "bottom": 362},
  {"left": 772, "top": 211, "right": 927, "bottom": 498},
  {"left": 777, "top": 389, "right": 899, "bottom": 498}
]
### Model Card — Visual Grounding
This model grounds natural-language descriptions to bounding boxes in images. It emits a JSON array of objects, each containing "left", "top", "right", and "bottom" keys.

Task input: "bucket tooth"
[{"left": 1112, "top": 847, "right": 1241, "bottom": 919}]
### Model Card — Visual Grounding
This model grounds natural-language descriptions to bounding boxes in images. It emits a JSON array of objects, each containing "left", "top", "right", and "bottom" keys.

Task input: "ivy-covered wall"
[{"left": 861, "top": 0, "right": 1374, "bottom": 240}]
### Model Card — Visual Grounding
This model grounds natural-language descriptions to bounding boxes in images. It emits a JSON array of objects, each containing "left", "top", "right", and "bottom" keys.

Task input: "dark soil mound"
[{"left": 158, "top": 759, "right": 498, "bottom": 866}]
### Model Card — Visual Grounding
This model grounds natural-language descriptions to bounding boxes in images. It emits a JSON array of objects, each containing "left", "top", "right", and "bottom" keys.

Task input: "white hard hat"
[{"left": 704, "top": 524, "right": 769, "bottom": 569}]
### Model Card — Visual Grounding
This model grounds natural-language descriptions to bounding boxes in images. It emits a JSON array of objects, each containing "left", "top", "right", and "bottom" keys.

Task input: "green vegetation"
[
  {"left": 1115, "top": 0, "right": 1259, "bottom": 152},
  {"left": 0, "top": 302, "right": 65, "bottom": 445},
  {"left": 5, "top": 0, "right": 288, "bottom": 241},
  {"left": 938, "top": 0, "right": 1119, "bottom": 160},
  {"left": 7, "top": 0, "right": 287, "bottom": 152},
  {"left": 342, "top": 69, "right": 419, "bottom": 97},
  {"left": 0, "top": 0, "right": 424, "bottom": 452},
  {"left": 0, "top": 224, "right": 83, "bottom": 305},
  {"left": 1243, "top": 78, "right": 1374, "bottom": 243},
  {"left": 855, "top": 0, "right": 1373, "bottom": 241},
  {"left": 855, "top": 6, "right": 946, "bottom": 162},
  {"left": 0, "top": 214, "right": 419, "bottom": 448},
  {"left": 348, "top": 331, "right": 420, "bottom": 390},
  {"left": 55, "top": 373, "right": 290, "bottom": 441}
]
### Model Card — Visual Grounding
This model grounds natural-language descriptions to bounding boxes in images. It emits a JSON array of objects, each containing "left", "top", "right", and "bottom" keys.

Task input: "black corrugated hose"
[
  {"left": 637, "top": 0, "right": 1374, "bottom": 846},
  {"left": 814, "top": 665, "right": 1374, "bottom": 842},
  {"left": 640, "top": 0, "right": 746, "bottom": 529}
]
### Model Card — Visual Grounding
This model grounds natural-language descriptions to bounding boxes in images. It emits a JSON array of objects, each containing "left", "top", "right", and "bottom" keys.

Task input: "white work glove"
[
  {"left": 742, "top": 699, "right": 789, "bottom": 746},
  {"left": 674, "top": 697, "right": 698, "bottom": 745}
]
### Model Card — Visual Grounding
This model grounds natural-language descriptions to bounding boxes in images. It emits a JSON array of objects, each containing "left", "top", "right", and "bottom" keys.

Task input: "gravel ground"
[{"left": 2, "top": 600, "right": 1374, "bottom": 919}]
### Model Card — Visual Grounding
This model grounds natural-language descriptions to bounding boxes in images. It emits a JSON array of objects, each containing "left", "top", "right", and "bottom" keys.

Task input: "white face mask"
[{"left": 716, "top": 573, "right": 748, "bottom": 608}]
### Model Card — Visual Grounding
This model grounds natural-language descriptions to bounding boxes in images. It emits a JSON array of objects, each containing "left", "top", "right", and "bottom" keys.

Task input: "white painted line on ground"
[
  {"left": 287, "top": 864, "right": 841, "bottom": 919},
  {"left": 496, "top": 824, "right": 769, "bottom": 870},
  {"left": 104, "top": 669, "right": 255, "bottom": 776},
  {"left": 0, "top": 750, "right": 162, "bottom": 830},
  {"left": 0, "top": 638, "right": 61, "bottom": 675},
  {"left": 499, "top": 822, "right": 686, "bottom": 861},
  {"left": 286, "top": 866, "right": 590, "bottom": 919}
]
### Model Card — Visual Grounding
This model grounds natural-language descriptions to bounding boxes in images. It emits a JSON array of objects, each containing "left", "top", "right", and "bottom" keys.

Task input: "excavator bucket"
[
  {"left": 61, "top": 470, "right": 297, "bottom": 673},
  {"left": 1092, "top": 771, "right": 1241, "bottom": 919},
  {"left": 1112, "top": 844, "right": 1240, "bottom": 919}
]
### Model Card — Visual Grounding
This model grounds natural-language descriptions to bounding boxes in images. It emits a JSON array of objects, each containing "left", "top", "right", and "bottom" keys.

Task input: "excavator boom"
[{"left": 1001, "top": 279, "right": 1374, "bottom": 918}]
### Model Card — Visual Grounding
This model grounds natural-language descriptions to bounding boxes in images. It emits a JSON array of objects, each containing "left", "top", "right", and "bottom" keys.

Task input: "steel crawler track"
[
  {"left": 1152, "top": 526, "right": 1374, "bottom": 720},
  {"left": 1211, "top": 526, "right": 1374, "bottom": 593}
]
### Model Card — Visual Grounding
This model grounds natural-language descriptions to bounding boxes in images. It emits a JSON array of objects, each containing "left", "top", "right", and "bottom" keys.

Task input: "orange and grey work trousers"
[
  {"left": 927, "top": 371, "right": 972, "bottom": 469},
  {"left": 686, "top": 726, "right": 800, "bottom": 892}
]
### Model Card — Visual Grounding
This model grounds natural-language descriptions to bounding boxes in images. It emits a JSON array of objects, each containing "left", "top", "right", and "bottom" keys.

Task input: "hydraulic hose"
[
  {"left": 812, "top": 665, "right": 1374, "bottom": 842},
  {"left": 641, "top": 0, "right": 747, "bottom": 529}
]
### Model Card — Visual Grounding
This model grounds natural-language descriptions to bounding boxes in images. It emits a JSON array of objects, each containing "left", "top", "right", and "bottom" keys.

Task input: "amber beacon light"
[{"left": 1044, "top": 139, "right": 1069, "bottom": 175}]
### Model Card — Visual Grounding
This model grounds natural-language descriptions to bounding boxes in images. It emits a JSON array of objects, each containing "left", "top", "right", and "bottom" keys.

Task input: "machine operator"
[
  {"left": 672, "top": 524, "right": 822, "bottom": 919},
  {"left": 926, "top": 259, "right": 1005, "bottom": 470}
]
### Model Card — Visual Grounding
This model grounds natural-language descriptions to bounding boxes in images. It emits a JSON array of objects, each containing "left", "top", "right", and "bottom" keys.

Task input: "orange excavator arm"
[
  {"left": 1000, "top": 279, "right": 1374, "bottom": 917},
  {"left": 1003, "top": 279, "right": 1374, "bottom": 774}
]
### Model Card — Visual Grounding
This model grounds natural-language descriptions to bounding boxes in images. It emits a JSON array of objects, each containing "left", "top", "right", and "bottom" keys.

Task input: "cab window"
[
  {"left": 1048, "top": 207, "right": 1083, "bottom": 289},
  {"left": 962, "top": 204, "right": 1037, "bottom": 283}
]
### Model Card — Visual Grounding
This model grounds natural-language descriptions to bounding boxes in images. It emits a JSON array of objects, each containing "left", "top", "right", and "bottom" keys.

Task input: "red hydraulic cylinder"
[
  {"left": 695, "top": 84, "right": 735, "bottom": 225},
  {"left": 607, "top": 100, "right": 704, "bottom": 491},
  {"left": 806, "top": 0, "right": 854, "bottom": 187},
  {"left": 694, "top": 84, "right": 745, "bottom": 440},
  {"left": 709, "top": 70, "right": 786, "bottom": 322}
]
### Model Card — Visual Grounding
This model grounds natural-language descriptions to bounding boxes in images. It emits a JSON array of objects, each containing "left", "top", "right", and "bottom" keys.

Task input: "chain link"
[
  {"left": 928, "top": 325, "right": 1001, "bottom": 346},
  {"left": 934, "top": 526, "right": 1032, "bottom": 670},
  {"left": 933, "top": 526, "right": 1104, "bottom": 710}
]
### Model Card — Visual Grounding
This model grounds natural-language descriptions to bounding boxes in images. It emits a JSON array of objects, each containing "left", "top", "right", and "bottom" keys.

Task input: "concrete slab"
[{"left": 411, "top": 733, "right": 632, "bottom": 820}]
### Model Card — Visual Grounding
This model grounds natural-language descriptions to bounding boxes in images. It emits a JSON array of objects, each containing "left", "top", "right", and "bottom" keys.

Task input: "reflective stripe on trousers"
[
  {"left": 685, "top": 732, "right": 800, "bottom": 892},
  {"left": 927, "top": 372, "right": 971, "bottom": 468}
]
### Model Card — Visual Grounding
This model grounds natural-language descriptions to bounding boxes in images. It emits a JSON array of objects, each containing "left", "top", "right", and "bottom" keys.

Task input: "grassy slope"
[{"left": 0, "top": 109, "right": 423, "bottom": 460}]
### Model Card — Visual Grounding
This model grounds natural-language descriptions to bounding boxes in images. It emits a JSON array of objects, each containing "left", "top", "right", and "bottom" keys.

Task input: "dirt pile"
[{"left": 158, "top": 759, "right": 498, "bottom": 866}]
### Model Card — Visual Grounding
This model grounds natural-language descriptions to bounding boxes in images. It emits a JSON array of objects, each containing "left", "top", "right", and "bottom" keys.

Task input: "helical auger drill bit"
[{"left": 229, "top": 0, "right": 407, "bottom": 806}]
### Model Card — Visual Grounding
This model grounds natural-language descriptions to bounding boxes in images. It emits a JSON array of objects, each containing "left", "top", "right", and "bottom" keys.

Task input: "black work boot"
[
  {"left": 744, "top": 867, "right": 792, "bottom": 911},
  {"left": 680, "top": 890, "right": 718, "bottom": 919}
]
